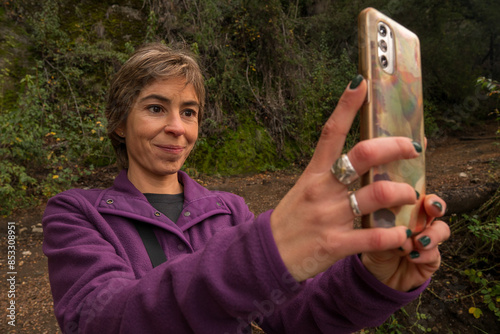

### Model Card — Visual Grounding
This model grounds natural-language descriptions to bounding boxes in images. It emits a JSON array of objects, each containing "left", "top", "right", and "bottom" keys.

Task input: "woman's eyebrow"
[
  {"left": 139, "top": 94, "right": 170, "bottom": 103},
  {"left": 139, "top": 94, "right": 199, "bottom": 108}
]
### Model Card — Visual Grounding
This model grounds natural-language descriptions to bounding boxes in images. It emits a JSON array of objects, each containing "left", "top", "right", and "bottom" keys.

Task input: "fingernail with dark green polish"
[
  {"left": 406, "top": 229, "right": 413, "bottom": 238},
  {"left": 415, "top": 190, "right": 420, "bottom": 200},
  {"left": 410, "top": 251, "right": 420, "bottom": 259},
  {"left": 432, "top": 201, "right": 443, "bottom": 212},
  {"left": 412, "top": 141, "right": 422, "bottom": 153},
  {"left": 398, "top": 246, "right": 405, "bottom": 252},
  {"left": 418, "top": 236, "right": 431, "bottom": 247},
  {"left": 349, "top": 74, "right": 364, "bottom": 90}
]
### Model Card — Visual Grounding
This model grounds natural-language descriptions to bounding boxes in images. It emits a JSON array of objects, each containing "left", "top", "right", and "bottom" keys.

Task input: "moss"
[
  {"left": 185, "top": 115, "right": 284, "bottom": 175},
  {"left": 58, "top": 0, "right": 148, "bottom": 52}
]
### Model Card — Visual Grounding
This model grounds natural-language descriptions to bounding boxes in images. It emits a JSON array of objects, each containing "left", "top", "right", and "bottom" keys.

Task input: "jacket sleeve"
[
  {"left": 42, "top": 191, "right": 302, "bottom": 334},
  {"left": 261, "top": 254, "right": 429, "bottom": 333}
]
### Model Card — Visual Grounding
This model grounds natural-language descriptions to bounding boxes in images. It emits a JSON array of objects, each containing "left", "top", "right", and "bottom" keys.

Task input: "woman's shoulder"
[
  {"left": 45, "top": 186, "right": 112, "bottom": 215},
  {"left": 50, "top": 187, "right": 107, "bottom": 201},
  {"left": 180, "top": 172, "right": 250, "bottom": 211}
]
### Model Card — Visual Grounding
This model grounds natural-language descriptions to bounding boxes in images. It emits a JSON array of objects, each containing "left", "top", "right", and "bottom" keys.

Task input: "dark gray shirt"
[{"left": 144, "top": 193, "right": 184, "bottom": 223}]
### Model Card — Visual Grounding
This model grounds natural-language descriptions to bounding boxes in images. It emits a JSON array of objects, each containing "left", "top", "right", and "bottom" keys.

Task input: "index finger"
[{"left": 307, "top": 75, "right": 367, "bottom": 174}]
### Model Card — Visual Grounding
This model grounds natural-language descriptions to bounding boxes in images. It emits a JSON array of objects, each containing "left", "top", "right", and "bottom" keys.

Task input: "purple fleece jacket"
[{"left": 42, "top": 169, "right": 428, "bottom": 333}]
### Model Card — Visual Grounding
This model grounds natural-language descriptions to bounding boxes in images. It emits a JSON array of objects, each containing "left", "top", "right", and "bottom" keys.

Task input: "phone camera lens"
[
  {"left": 379, "top": 40, "right": 388, "bottom": 52},
  {"left": 380, "top": 55, "right": 388, "bottom": 68},
  {"left": 379, "top": 24, "right": 387, "bottom": 37}
]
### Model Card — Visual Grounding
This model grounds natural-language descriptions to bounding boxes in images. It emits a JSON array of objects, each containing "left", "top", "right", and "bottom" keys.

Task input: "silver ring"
[
  {"left": 349, "top": 192, "right": 362, "bottom": 217},
  {"left": 331, "top": 154, "right": 359, "bottom": 185}
]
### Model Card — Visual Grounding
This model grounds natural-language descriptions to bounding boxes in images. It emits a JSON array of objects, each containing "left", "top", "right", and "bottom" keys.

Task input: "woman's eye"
[
  {"left": 148, "top": 105, "right": 162, "bottom": 113},
  {"left": 183, "top": 109, "right": 197, "bottom": 118}
]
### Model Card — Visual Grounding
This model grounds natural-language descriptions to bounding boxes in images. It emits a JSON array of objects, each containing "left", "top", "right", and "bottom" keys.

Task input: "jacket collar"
[
  {"left": 99, "top": 169, "right": 231, "bottom": 232},
  {"left": 112, "top": 169, "right": 213, "bottom": 203}
]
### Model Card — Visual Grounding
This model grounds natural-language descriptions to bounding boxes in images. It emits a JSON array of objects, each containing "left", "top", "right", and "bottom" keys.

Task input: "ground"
[{"left": 1, "top": 123, "right": 499, "bottom": 334}]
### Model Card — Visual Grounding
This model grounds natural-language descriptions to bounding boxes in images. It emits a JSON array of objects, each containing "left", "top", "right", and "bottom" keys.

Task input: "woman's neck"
[{"left": 127, "top": 168, "right": 183, "bottom": 194}]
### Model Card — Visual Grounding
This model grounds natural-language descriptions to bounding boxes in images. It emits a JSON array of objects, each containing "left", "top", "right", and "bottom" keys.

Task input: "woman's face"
[{"left": 118, "top": 77, "right": 199, "bottom": 181}]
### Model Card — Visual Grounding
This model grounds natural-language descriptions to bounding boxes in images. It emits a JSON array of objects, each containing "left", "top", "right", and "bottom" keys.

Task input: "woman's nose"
[{"left": 163, "top": 113, "right": 186, "bottom": 136}]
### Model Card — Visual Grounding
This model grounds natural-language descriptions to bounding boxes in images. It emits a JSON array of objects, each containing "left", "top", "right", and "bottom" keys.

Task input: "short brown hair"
[{"left": 105, "top": 43, "right": 205, "bottom": 169}]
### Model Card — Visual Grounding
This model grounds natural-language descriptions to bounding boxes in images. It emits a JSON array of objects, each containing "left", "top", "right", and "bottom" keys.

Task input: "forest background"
[{"left": 1, "top": 0, "right": 499, "bottom": 216}]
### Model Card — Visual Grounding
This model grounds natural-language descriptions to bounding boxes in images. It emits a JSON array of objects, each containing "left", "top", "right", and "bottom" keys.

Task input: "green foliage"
[
  {"left": 374, "top": 314, "right": 406, "bottom": 334},
  {"left": 370, "top": 298, "right": 434, "bottom": 333},
  {"left": 293, "top": 46, "right": 358, "bottom": 153},
  {"left": 458, "top": 188, "right": 500, "bottom": 256},
  {"left": 464, "top": 214, "right": 500, "bottom": 247},
  {"left": 462, "top": 268, "right": 500, "bottom": 321},
  {"left": 477, "top": 76, "right": 500, "bottom": 135},
  {"left": 395, "top": 0, "right": 499, "bottom": 103},
  {"left": 0, "top": 0, "right": 145, "bottom": 215},
  {"left": 0, "top": 161, "right": 37, "bottom": 212},
  {"left": 0, "top": 7, "right": 32, "bottom": 113},
  {"left": 444, "top": 188, "right": 500, "bottom": 323},
  {"left": 413, "top": 312, "right": 432, "bottom": 333},
  {"left": 477, "top": 77, "right": 500, "bottom": 97},
  {"left": 460, "top": 212, "right": 500, "bottom": 322},
  {"left": 422, "top": 99, "right": 439, "bottom": 138},
  {"left": 0, "top": 60, "right": 113, "bottom": 214}
]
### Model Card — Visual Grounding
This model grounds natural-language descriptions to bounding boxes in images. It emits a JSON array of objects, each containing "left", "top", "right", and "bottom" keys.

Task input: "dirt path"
[{"left": 1, "top": 124, "right": 498, "bottom": 333}]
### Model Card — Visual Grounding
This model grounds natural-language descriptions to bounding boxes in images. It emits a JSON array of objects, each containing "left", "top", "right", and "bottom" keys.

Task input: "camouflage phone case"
[{"left": 358, "top": 8, "right": 426, "bottom": 234}]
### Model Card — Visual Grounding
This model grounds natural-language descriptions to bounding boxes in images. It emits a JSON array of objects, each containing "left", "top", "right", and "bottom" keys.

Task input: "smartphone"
[{"left": 358, "top": 7, "right": 426, "bottom": 234}]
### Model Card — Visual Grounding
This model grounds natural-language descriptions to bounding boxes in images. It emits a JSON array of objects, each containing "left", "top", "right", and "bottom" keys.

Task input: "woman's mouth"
[{"left": 155, "top": 144, "right": 185, "bottom": 154}]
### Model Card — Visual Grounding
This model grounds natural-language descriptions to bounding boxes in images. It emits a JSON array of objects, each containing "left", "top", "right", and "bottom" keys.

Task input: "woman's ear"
[{"left": 115, "top": 125, "right": 125, "bottom": 138}]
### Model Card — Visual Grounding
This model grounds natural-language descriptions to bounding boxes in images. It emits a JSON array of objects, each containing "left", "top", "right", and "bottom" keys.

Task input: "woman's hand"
[
  {"left": 270, "top": 75, "right": 449, "bottom": 283},
  {"left": 361, "top": 195, "right": 450, "bottom": 291}
]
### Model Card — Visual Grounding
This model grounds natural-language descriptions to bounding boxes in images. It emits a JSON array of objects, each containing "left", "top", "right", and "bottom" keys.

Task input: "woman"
[{"left": 43, "top": 43, "right": 450, "bottom": 334}]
